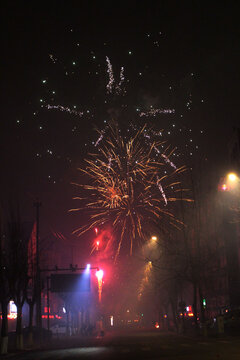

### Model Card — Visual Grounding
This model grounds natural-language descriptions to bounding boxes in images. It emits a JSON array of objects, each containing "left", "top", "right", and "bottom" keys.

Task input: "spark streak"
[
  {"left": 106, "top": 56, "right": 114, "bottom": 93},
  {"left": 139, "top": 108, "right": 175, "bottom": 117},
  {"left": 46, "top": 105, "right": 84, "bottom": 117}
]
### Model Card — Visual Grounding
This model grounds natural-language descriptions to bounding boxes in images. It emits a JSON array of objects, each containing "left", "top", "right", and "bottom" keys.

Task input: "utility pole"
[{"left": 34, "top": 199, "right": 42, "bottom": 332}]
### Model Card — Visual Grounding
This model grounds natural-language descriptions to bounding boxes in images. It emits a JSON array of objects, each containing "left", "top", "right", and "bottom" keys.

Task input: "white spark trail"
[
  {"left": 106, "top": 56, "right": 115, "bottom": 93},
  {"left": 95, "top": 134, "right": 104, "bottom": 147},
  {"left": 139, "top": 108, "right": 175, "bottom": 117},
  {"left": 157, "top": 177, "right": 168, "bottom": 205},
  {"left": 161, "top": 154, "right": 177, "bottom": 169},
  {"left": 116, "top": 66, "right": 125, "bottom": 94},
  {"left": 46, "top": 105, "right": 84, "bottom": 117}
]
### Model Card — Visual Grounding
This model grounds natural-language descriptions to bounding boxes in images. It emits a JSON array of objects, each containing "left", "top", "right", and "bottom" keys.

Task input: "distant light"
[
  {"left": 63, "top": 307, "right": 66, "bottom": 313},
  {"left": 86, "top": 264, "right": 91, "bottom": 272},
  {"left": 221, "top": 184, "right": 228, "bottom": 191},
  {"left": 110, "top": 315, "right": 114, "bottom": 326},
  {"left": 95, "top": 227, "right": 98, "bottom": 235},
  {"left": 10, "top": 301, "right": 17, "bottom": 314},
  {"left": 151, "top": 236, "right": 157, "bottom": 241}
]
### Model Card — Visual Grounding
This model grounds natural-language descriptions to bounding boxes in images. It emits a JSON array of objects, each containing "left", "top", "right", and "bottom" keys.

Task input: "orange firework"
[{"left": 70, "top": 122, "right": 192, "bottom": 260}]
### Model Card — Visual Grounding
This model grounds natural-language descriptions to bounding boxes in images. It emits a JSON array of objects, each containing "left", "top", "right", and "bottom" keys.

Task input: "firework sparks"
[
  {"left": 106, "top": 56, "right": 125, "bottom": 95},
  {"left": 95, "top": 132, "right": 104, "bottom": 147},
  {"left": 49, "top": 54, "right": 57, "bottom": 63},
  {"left": 116, "top": 66, "right": 125, "bottom": 94},
  {"left": 139, "top": 108, "right": 175, "bottom": 117},
  {"left": 70, "top": 122, "right": 191, "bottom": 260},
  {"left": 106, "top": 56, "right": 115, "bottom": 93},
  {"left": 157, "top": 177, "right": 168, "bottom": 205},
  {"left": 138, "top": 261, "right": 153, "bottom": 300},
  {"left": 46, "top": 104, "right": 84, "bottom": 117},
  {"left": 161, "top": 154, "right": 177, "bottom": 170}
]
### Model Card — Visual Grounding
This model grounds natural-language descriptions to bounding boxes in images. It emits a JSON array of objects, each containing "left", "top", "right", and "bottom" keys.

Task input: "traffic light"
[{"left": 203, "top": 298, "right": 206, "bottom": 308}]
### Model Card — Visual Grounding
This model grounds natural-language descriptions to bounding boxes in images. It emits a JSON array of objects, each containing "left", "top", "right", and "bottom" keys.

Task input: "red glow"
[
  {"left": 221, "top": 184, "right": 228, "bottom": 191},
  {"left": 155, "top": 322, "right": 160, "bottom": 328},
  {"left": 42, "top": 315, "right": 54, "bottom": 319},
  {"left": 96, "top": 269, "right": 104, "bottom": 302},
  {"left": 188, "top": 312, "right": 194, "bottom": 317},
  {"left": 7, "top": 314, "right": 17, "bottom": 320},
  {"left": 95, "top": 227, "right": 98, "bottom": 235}
]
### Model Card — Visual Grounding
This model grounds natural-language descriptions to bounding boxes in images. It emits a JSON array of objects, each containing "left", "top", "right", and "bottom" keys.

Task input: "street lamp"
[
  {"left": 151, "top": 236, "right": 157, "bottom": 241},
  {"left": 227, "top": 172, "right": 239, "bottom": 190},
  {"left": 228, "top": 173, "right": 238, "bottom": 182},
  {"left": 219, "top": 172, "right": 239, "bottom": 192},
  {"left": 218, "top": 171, "right": 240, "bottom": 308}
]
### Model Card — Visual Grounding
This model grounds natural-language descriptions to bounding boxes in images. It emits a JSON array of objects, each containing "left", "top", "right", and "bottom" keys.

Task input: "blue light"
[{"left": 85, "top": 264, "right": 91, "bottom": 273}]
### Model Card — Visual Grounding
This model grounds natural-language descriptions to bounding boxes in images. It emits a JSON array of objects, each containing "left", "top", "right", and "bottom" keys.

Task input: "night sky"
[{"left": 1, "top": 1, "right": 240, "bottom": 247}]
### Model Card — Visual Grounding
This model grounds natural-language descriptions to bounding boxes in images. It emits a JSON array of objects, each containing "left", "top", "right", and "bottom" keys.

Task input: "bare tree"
[
  {"left": 0, "top": 207, "right": 10, "bottom": 354},
  {"left": 8, "top": 210, "right": 29, "bottom": 350}
]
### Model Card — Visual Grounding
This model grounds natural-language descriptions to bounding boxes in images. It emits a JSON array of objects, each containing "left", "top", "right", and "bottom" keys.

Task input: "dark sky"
[{"left": 1, "top": 1, "right": 239, "bottom": 243}]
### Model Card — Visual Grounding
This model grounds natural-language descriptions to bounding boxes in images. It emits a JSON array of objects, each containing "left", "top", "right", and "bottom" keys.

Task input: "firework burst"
[{"left": 70, "top": 122, "right": 192, "bottom": 260}]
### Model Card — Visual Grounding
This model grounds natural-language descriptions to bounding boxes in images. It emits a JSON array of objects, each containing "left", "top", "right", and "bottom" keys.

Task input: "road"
[{"left": 5, "top": 328, "right": 240, "bottom": 359}]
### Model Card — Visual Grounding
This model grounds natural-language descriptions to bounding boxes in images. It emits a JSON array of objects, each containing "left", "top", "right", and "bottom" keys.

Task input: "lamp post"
[
  {"left": 218, "top": 172, "right": 240, "bottom": 309},
  {"left": 33, "top": 199, "right": 42, "bottom": 333}
]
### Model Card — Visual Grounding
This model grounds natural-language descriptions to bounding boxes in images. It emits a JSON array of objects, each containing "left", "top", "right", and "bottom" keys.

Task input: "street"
[{"left": 5, "top": 329, "right": 240, "bottom": 360}]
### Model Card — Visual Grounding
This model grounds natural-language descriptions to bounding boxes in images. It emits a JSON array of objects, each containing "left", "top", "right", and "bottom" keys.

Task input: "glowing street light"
[
  {"left": 227, "top": 173, "right": 238, "bottom": 182},
  {"left": 151, "top": 236, "right": 157, "bottom": 241},
  {"left": 219, "top": 172, "right": 239, "bottom": 192}
]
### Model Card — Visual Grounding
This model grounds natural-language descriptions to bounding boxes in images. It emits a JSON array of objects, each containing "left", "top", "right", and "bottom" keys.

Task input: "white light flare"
[{"left": 157, "top": 177, "right": 168, "bottom": 205}]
